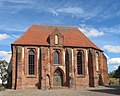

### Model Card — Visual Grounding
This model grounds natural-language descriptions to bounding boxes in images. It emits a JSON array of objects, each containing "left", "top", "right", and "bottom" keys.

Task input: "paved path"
[{"left": 0, "top": 85, "right": 120, "bottom": 96}]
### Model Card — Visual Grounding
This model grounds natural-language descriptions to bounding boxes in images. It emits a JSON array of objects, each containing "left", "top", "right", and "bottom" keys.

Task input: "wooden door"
[{"left": 53, "top": 70, "right": 62, "bottom": 86}]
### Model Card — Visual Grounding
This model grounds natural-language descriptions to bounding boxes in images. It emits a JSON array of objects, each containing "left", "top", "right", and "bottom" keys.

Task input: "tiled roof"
[{"left": 12, "top": 24, "right": 102, "bottom": 51}]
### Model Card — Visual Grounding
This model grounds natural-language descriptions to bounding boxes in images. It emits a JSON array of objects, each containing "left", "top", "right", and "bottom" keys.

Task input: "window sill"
[
  {"left": 27, "top": 75, "right": 36, "bottom": 78},
  {"left": 53, "top": 64, "right": 61, "bottom": 66},
  {"left": 77, "top": 74, "right": 85, "bottom": 78}
]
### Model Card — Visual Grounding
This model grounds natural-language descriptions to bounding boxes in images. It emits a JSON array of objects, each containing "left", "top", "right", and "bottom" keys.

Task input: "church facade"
[{"left": 10, "top": 25, "right": 108, "bottom": 90}]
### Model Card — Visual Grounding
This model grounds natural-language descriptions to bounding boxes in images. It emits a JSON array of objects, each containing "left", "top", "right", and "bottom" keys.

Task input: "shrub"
[{"left": 0, "top": 85, "right": 5, "bottom": 91}]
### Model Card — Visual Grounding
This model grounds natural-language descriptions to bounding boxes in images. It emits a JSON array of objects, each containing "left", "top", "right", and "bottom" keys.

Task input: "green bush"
[{"left": 0, "top": 85, "right": 5, "bottom": 91}]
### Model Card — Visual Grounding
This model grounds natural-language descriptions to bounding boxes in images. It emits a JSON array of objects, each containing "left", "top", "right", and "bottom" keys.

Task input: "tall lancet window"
[
  {"left": 77, "top": 51, "right": 83, "bottom": 74},
  {"left": 54, "top": 51, "right": 60, "bottom": 64},
  {"left": 55, "top": 35, "right": 59, "bottom": 44},
  {"left": 28, "top": 50, "right": 35, "bottom": 75}
]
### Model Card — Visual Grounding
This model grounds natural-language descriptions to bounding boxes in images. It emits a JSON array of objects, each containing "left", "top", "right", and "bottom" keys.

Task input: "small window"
[
  {"left": 55, "top": 35, "right": 59, "bottom": 44},
  {"left": 77, "top": 51, "right": 83, "bottom": 74},
  {"left": 28, "top": 50, "right": 35, "bottom": 75},
  {"left": 54, "top": 51, "right": 60, "bottom": 64}
]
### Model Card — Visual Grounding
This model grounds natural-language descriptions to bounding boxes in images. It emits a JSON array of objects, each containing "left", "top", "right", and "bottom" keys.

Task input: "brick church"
[{"left": 10, "top": 24, "right": 108, "bottom": 90}]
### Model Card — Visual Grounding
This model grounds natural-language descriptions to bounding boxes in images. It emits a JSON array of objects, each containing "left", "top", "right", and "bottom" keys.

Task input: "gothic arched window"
[
  {"left": 55, "top": 35, "right": 59, "bottom": 44},
  {"left": 77, "top": 51, "right": 83, "bottom": 74},
  {"left": 54, "top": 51, "right": 60, "bottom": 64},
  {"left": 28, "top": 50, "right": 35, "bottom": 75}
]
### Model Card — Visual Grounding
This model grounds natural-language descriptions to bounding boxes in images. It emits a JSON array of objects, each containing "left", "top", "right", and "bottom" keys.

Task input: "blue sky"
[{"left": 0, "top": 0, "right": 120, "bottom": 72}]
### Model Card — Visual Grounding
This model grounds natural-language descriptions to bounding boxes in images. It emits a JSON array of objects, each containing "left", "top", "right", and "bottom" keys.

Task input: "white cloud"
[
  {"left": 113, "top": 65, "right": 119, "bottom": 69},
  {"left": 48, "top": 3, "right": 117, "bottom": 22},
  {"left": 0, "top": 0, "right": 34, "bottom": 14},
  {"left": 82, "top": 28, "right": 103, "bottom": 37},
  {"left": 108, "top": 58, "right": 120, "bottom": 65},
  {"left": 100, "top": 25, "right": 120, "bottom": 34},
  {"left": 0, "top": 33, "right": 10, "bottom": 40},
  {"left": 50, "top": 7, "right": 84, "bottom": 16},
  {"left": 78, "top": 25, "right": 104, "bottom": 37},
  {"left": 49, "top": 6, "right": 97, "bottom": 20},
  {"left": 0, "top": 1, "right": 119, "bottom": 22},
  {"left": 0, "top": 51, "right": 11, "bottom": 63},
  {"left": 12, "top": 35, "right": 20, "bottom": 39},
  {"left": 0, "top": 24, "right": 28, "bottom": 32},
  {"left": 3, "top": 0, "right": 31, "bottom": 4},
  {"left": 103, "top": 45, "right": 120, "bottom": 53},
  {"left": 50, "top": 10, "right": 59, "bottom": 16}
]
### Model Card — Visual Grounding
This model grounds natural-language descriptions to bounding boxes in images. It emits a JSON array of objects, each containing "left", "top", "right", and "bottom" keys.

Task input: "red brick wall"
[
  {"left": 102, "top": 54, "right": 109, "bottom": 85},
  {"left": 11, "top": 46, "right": 108, "bottom": 89}
]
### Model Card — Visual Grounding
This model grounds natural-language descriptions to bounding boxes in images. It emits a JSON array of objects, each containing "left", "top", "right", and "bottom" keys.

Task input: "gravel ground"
[{"left": 0, "top": 85, "right": 120, "bottom": 96}]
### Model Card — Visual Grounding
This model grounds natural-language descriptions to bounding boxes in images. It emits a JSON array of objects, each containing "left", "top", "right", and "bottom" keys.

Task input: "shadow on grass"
[{"left": 88, "top": 85, "right": 120, "bottom": 95}]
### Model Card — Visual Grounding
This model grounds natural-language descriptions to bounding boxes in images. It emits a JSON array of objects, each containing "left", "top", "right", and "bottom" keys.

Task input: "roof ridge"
[{"left": 32, "top": 24, "right": 77, "bottom": 28}]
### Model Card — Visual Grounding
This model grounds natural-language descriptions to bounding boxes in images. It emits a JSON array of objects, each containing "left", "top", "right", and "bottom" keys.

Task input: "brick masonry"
[
  {"left": 9, "top": 25, "right": 109, "bottom": 90},
  {"left": 10, "top": 45, "right": 109, "bottom": 90}
]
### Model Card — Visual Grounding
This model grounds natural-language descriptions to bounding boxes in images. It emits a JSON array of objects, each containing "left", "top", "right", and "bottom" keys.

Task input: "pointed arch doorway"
[{"left": 53, "top": 69, "right": 63, "bottom": 86}]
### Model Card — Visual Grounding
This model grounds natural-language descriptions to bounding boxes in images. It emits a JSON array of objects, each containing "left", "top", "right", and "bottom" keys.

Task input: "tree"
[
  {"left": 0, "top": 60, "right": 8, "bottom": 86},
  {"left": 113, "top": 66, "right": 120, "bottom": 85},
  {"left": 108, "top": 71, "right": 116, "bottom": 78}
]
